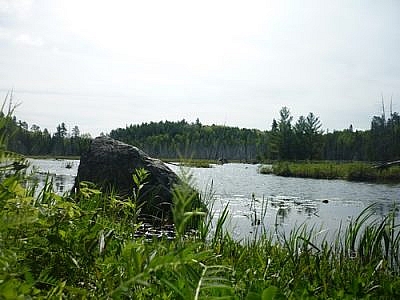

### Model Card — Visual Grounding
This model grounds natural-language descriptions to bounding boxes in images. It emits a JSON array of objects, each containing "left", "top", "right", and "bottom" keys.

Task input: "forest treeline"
[
  {"left": 3, "top": 104, "right": 400, "bottom": 162},
  {"left": 2, "top": 114, "right": 92, "bottom": 157},
  {"left": 110, "top": 105, "right": 400, "bottom": 162},
  {"left": 110, "top": 119, "right": 266, "bottom": 161},
  {"left": 267, "top": 106, "right": 400, "bottom": 162}
]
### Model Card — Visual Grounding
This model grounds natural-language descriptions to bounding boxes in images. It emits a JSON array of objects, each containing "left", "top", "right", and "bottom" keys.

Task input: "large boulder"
[{"left": 74, "top": 136, "right": 181, "bottom": 220}]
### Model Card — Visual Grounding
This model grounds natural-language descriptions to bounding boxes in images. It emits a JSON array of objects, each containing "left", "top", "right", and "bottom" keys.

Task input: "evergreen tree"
[
  {"left": 304, "top": 112, "right": 323, "bottom": 160},
  {"left": 271, "top": 107, "right": 294, "bottom": 160}
]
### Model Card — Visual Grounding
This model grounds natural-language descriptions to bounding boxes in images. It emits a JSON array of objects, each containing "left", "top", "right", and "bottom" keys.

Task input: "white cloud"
[
  {"left": 1, "top": 0, "right": 400, "bottom": 135},
  {"left": 15, "top": 33, "right": 43, "bottom": 47},
  {"left": 0, "top": 0, "right": 33, "bottom": 17},
  {"left": 0, "top": 27, "right": 11, "bottom": 39}
]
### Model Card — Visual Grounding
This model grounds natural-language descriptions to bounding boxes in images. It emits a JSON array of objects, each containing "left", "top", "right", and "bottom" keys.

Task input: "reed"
[
  {"left": 2, "top": 169, "right": 400, "bottom": 298},
  {"left": 260, "top": 161, "right": 400, "bottom": 183}
]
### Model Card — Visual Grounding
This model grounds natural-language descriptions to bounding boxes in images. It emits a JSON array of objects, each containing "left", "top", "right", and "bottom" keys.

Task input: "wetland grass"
[
  {"left": 165, "top": 158, "right": 214, "bottom": 168},
  {"left": 259, "top": 161, "right": 400, "bottom": 183},
  {"left": 2, "top": 166, "right": 400, "bottom": 298}
]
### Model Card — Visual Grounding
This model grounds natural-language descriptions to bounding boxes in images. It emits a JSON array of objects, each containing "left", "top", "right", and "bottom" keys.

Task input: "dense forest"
[
  {"left": 2, "top": 115, "right": 92, "bottom": 157},
  {"left": 109, "top": 106, "right": 400, "bottom": 162},
  {"left": 110, "top": 119, "right": 266, "bottom": 161},
  {"left": 266, "top": 107, "right": 400, "bottom": 161},
  {"left": 268, "top": 106, "right": 400, "bottom": 162},
  {"left": 4, "top": 103, "right": 400, "bottom": 162}
]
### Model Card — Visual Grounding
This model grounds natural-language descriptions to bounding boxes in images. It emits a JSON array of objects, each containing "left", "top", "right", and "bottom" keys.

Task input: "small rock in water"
[{"left": 322, "top": 199, "right": 329, "bottom": 204}]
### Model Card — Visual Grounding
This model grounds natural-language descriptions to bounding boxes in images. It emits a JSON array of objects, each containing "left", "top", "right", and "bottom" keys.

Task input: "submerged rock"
[{"left": 74, "top": 136, "right": 181, "bottom": 220}]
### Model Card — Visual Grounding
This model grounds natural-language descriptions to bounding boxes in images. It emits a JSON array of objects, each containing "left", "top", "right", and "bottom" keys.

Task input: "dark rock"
[{"left": 74, "top": 136, "right": 181, "bottom": 220}]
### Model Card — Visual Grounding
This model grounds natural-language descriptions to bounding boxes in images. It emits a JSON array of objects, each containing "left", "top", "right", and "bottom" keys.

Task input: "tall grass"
[
  {"left": 260, "top": 161, "right": 400, "bottom": 182},
  {"left": 2, "top": 163, "right": 400, "bottom": 297}
]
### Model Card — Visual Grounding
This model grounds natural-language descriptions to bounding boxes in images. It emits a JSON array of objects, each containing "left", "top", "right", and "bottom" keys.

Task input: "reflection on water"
[
  {"left": 27, "top": 159, "right": 78, "bottom": 194},
  {"left": 28, "top": 159, "right": 400, "bottom": 241},
  {"left": 169, "top": 163, "right": 400, "bottom": 240}
]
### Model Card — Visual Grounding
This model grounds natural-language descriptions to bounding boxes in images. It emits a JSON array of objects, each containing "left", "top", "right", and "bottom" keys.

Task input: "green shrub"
[
  {"left": 346, "top": 163, "right": 377, "bottom": 181},
  {"left": 258, "top": 164, "right": 273, "bottom": 174}
]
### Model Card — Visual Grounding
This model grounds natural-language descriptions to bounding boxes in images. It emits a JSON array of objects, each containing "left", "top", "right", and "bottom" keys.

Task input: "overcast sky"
[{"left": 1, "top": 0, "right": 399, "bottom": 136}]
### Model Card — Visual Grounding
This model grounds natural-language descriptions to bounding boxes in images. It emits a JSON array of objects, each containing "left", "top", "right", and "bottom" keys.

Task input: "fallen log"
[{"left": 373, "top": 160, "right": 400, "bottom": 170}]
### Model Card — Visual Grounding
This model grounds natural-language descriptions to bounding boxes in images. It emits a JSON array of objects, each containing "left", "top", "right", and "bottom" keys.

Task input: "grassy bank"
[
  {"left": 27, "top": 155, "right": 81, "bottom": 160},
  {"left": 1, "top": 163, "right": 400, "bottom": 298},
  {"left": 259, "top": 161, "right": 400, "bottom": 182},
  {"left": 165, "top": 158, "right": 214, "bottom": 168},
  {"left": 163, "top": 158, "right": 254, "bottom": 168}
]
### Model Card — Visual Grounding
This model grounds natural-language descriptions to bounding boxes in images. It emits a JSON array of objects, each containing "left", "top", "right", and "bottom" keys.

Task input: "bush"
[
  {"left": 346, "top": 163, "right": 377, "bottom": 181},
  {"left": 257, "top": 164, "right": 273, "bottom": 174}
]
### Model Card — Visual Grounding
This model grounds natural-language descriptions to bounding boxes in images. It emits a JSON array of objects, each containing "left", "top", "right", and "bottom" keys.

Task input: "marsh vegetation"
[
  {"left": 2, "top": 164, "right": 400, "bottom": 298},
  {"left": 259, "top": 161, "right": 400, "bottom": 182}
]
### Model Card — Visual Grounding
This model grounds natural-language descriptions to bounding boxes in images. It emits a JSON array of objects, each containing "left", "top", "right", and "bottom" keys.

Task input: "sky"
[{"left": 1, "top": 0, "right": 399, "bottom": 136}]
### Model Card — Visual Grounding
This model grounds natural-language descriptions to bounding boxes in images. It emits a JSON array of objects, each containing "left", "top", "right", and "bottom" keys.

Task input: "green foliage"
[
  {"left": 6, "top": 99, "right": 400, "bottom": 164},
  {"left": 172, "top": 169, "right": 207, "bottom": 239},
  {"left": 179, "top": 159, "right": 213, "bottom": 168},
  {"left": 267, "top": 106, "right": 400, "bottom": 163},
  {"left": 3, "top": 95, "right": 91, "bottom": 156},
  {"left": 110, "top": 119, "right": 267, "bottom": 161},
  {"left": 346, "top": 163, "right": 378, "bottom": 181},
  {"left": 268, "top": 108, "right": 324, "bottom": 161},
  {"left": 2, "top": 158, "right": 400, "bottom": 298}
]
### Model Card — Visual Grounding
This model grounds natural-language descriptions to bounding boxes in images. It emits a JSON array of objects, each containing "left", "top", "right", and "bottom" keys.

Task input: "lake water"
[{"left": 28, "top": 159, "right": 400, "bottom": 241}]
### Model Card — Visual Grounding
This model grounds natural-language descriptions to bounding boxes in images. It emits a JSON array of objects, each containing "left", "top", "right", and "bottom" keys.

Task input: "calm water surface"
[
  {"left": 28, "top": 159, "right": 400, "bottom": 240},
  {"left": 28, "top": 158, "right": 79, "bottom": 194}
]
